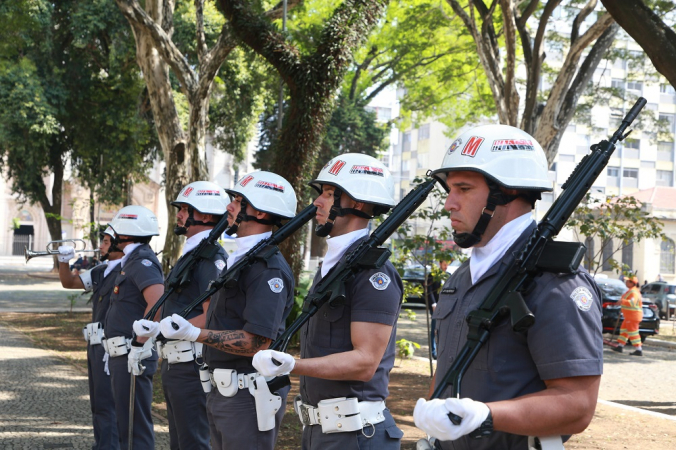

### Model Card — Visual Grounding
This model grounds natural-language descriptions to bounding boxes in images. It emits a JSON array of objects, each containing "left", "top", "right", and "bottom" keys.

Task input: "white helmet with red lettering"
[
  {"left": 310, "top": 153, "right": 395, "bottom": 210},
  {"left": 108, "top": 205, "right": 159, "bottom": 237},
  {"left": 430, "top": 125, "right": 552, "bottom": 192},
  {"left": 171, "top": 181, "right": 228, "bottom": 215},
  {"left": 224, "top": 171, "right": 297, "bottom": 235},
  {"left": 310, "top": 153, "right": 395, "bottom": 237}
]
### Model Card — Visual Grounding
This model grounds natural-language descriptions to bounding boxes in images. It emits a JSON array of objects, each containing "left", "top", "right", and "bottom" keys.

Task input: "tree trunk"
[
  {"left": 38, "top": 149, "right": 64, "bottom": 271},
  {"left": 89, "top": 189, "right": 98, "bottom": 250},
  {"left": 601, "top": 0, "right": 676, "bottom": 90}
]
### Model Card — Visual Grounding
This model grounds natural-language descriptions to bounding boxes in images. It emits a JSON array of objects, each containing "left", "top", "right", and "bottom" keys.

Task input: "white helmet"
[
  {"left": 171, "top": 181, "right": 228, "bottom": 215},
  {"left": 103, "top": 226, "right": 115, "bottom": 237},
  {"left": 226, "top": 171, "right": 297, "bottom": 219},
  {"left": 108, "top": 205, "right": 159, "bottom": 237},
  {"left": 430, "top": 125, "right": 552, "bottom": 192},
  {"left": 309, "top": 153, "right": 395, "bottom": 209}
]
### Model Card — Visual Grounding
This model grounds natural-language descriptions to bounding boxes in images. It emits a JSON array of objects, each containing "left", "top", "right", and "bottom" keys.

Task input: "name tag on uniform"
[{"left": 441, "top": 287, "right": 456, "bottom": 295}]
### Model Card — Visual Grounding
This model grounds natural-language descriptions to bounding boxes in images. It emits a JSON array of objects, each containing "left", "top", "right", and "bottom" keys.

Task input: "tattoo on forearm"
[{"left": 203, "top": 330, "right": 268, "bottom": 355}]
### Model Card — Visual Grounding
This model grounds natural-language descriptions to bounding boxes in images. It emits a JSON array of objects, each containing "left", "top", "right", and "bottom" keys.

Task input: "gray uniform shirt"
[
  {"left": 161, "top": 244, "right": 227, "bottom": 320},
  {"left": 205, "top": 246, "right": 294, "bottom": 373},
  {"left": 300, "top": 237, "right": 403, "bottom": 406},
  {"left": 105, "top": 244, "right": 164, "bottom": 341},
  {"left": 87, "top": 264, "right": 120, "bottom": 324},
  {"left": 433, "top": 224, "right": 603, "bottom": 450}
]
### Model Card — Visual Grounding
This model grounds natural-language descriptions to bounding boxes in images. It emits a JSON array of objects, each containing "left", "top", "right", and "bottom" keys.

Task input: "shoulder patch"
[
  {"left": 141, "top": 259, "right": 152, "bottom": 267},
  {"left": 570, "top": 286, "right": 593, "bottom": 311},
  {"left": 369, "top": 272, "right": 391, "bottom": 290},
  {"left": 214, "top": 259, "right": 226, "bottom": 271},
  {"left": 268, "top": 278, "right": 284, "bottom": 293}
]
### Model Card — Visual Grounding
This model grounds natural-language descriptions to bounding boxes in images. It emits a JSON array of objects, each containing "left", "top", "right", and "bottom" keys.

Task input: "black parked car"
[{"left": 596, "top": 277, "right": 660, "bottom": 342}]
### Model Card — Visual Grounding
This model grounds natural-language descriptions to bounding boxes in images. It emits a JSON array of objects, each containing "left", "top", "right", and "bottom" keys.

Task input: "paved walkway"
[{"left": 0, "top": 323, "right": 170, "bottom": 449}]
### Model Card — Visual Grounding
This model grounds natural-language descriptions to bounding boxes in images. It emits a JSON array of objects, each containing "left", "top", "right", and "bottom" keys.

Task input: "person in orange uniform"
[{"left": 613, "top": 275, "right": 644, "bottom": 356}]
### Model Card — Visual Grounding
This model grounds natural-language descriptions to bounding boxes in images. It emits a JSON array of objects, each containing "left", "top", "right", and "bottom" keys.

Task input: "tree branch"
[
  {"left": 195, "top": 0, "right": 208, "bottom": 62},
  {"left": 571, "top": 0, "right": 598, "bottom": 46},
  {"left": 601, "top": 0, "right": 676, "bottom": 89},
  {"left": 115, "top": 0, "right": 198, "bottom": 96}
]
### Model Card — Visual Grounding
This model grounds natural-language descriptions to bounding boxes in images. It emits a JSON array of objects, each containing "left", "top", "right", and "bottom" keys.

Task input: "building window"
[
  {"left": 610, "top": 108, "right": 623, "bottom": 128},
  {"left": 659, "top": 114, "right": 675, "bottom": 133},
  {"left": 624, "top": 138, "right": 640, "bottom": 149},
  {"left": 661, "top": 238, "right": 675, "bottom": 274},
  {"left": 611, "top": 79, "right": 624, "bottom": 89},
  {"left": 402, "top": 131, "right": 411, "bottom": 152},
  {"left": 657, "top": 170, "right": 673, "bottom": 187},
  {"left": 626, "top": 81, "right": 643, "bottom": 92},
  {"left": 661, "top": 84, "right": 676, "bottom": 94},
  {"left": 602, "top": 240, "right": 614, "bottom": 271},
  {"left": 607, "top": 167, "right": 619, "bottom": 177},
  {"left": 622, "top": 240, "right": 633, "bottom": 271},
  {"left": 418, "top": 124, "right": 430, "bottom": 141},
  {"left": 623, "top": 168, "right": 638, "bottom": 188},
  {"left": 559, "top": 154, "right": 575, "bottom": 163},
  {"left": 658, "top": 141, "right": 674, "bottom": 162}
]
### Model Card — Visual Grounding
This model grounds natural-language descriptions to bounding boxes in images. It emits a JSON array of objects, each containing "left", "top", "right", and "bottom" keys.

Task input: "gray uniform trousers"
[
  {"left": 108, "top": 354, "right": 157, "bottom": 450},
  {"left": 161, "top": 359, "right": 210, "bottom": 450},
  {"left": 300, "top": 409, "right": 402, "bottom": 450},
  {"left": 206, "top": 383, "right": 290, "bottom": 450},
  {"left": 87, "top": 343, "right": 119, "bottom": 450}
]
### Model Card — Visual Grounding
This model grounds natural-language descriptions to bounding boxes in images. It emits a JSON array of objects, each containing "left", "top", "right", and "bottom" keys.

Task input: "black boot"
[
  {"left": 630, "top": 349, "right": 643, "bottom": 356},
  {"left": 612, "top": 345, "right": 623, "bottom": 353}
]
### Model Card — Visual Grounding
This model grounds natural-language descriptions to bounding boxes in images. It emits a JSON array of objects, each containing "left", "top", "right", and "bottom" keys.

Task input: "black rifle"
[
  {"left": 140, "top": 212, "right": 232, "bottom": 323},
  {"left": 174, "top": 204, "right": 318, "bottom": 320},
  {"left": 269, "top": 177, "right": 439, "bottom": 355},
  {"left": 430, "top": 97, "right": 647, "bottom": 432}
]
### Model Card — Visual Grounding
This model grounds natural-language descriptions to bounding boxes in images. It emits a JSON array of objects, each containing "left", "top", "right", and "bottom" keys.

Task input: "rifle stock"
[{"left": 430, "top": 98, "right": 647, "bottom": 429}]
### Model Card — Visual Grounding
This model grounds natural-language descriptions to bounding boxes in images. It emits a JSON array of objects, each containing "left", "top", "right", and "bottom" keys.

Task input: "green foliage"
[
  {"left": 0, "top": 0, "right": 157, "bottom": 213},
  {"left": 395, "top": 338, "right": 420, "bottom": 360},
  {"left": 567, "top": 194, "right": 666, "bottom": 275}
]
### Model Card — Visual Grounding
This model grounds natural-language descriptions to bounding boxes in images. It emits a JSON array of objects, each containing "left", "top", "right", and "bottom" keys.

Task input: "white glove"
[
  {"left": 127, "top": 340, "right": 154, "bottom": 376},
  {"left": 252, "top": 349, "right": 295, "bottom": 377},
  {"left": 133, "top": 319, "right": 160, "bottom": 338},
  {"left": 160, "top": 314, "right": 201, "bottom": 341},
  {"left": 413, "top": 397, "right": 490, "bottom": 442},
  {"left": 58, "top": 246, "right": 75, "bottom": 263}
]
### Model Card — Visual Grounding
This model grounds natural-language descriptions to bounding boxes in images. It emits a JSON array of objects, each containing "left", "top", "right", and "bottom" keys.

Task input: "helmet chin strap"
[
  {"left": 452, "top": 180, "right": 519, "bottom": 249},
  {"left": 314, "top": 187, "right": 372, "bottom": 238},
  {"left": 225, "top": 198, "right": 282, "bottom": 236},
  {"left": 175, "top": 206, "right": 219, "bottom": 236}
]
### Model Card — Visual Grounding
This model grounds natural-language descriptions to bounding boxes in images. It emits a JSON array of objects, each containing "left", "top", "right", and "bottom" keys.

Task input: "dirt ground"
[{"left": 1, "top": 312, "right": 675, "bottom": 449}]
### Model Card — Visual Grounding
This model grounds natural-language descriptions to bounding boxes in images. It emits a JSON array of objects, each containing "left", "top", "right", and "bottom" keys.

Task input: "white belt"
[
  {"left": 294, "top": 396, "right": 386, "bottom": 434},
  {"left": 156, "top": 340, "right": 203, "bottom": 364},
  {"left": 209, "top": 369, "right": 257, "bottom": 397},
  {"left": 103, "top": 335, "right": 131, "bottom": 357},
  {"left": 82, "top": 322, "right": 104, "bottom": 345}
]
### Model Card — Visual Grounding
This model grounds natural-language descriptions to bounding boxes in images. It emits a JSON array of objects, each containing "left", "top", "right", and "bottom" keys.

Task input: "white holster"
[
  {"left": 199, "top": 364, "right": 212, "bottom": 393},
  {"left": 82, "top": 322, "right": 104, "bottom": 345},
  {"left": 104, "top": 335, "right": 131, "bottom": 357},
  {"left": 156, "top": 340, "right": 203, "bottom": 364},
  {"left": 210, "top": 369, "right": 281, "bottom": 432},
  {"left": 294, "top": 396, "right": 386, "bottom": 434},
  {"left": 528, "top": 436, "right": 564, "bottom": 450}
]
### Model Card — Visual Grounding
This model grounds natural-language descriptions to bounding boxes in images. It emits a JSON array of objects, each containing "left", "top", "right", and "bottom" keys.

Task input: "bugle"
[{"left": 25, "top": 239, "right": 100, "bottom": 263}]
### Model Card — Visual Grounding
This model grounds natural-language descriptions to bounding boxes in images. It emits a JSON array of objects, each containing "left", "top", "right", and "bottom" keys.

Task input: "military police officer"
[
  {"left": 159, "top": 171, "right": 298, "bottom": 450},
  {"left": 413, "top": 125, "right": 603, "bottom": 449},
  {"left": 253, "top": 154, "right": 405, "bottom": 449},
  {"left": 58, "top": 227, "right": 123, "bottom": 449},
  {"left": 105, "top": 205, "right": 165, "bottom": 450},
  {"left": 133, "top": 181, "right": 229, "bottom": 450}
]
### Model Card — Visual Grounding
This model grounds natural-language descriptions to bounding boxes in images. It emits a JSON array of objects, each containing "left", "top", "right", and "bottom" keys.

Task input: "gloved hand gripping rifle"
[
  {"left": 266, "top": 176, "right": 440, "bottom": 387},
  {"left": 427, "top": 97, "right": 647, "bottom": 438}
]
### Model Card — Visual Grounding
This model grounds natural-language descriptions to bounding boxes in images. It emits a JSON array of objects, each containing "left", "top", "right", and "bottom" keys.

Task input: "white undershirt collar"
[
  {"left": 470, "top": 212, "right": 534, "bottom": 284},
  {"left": 181, "top": 229, "right": 212, "bottom": 257},
  {"left": 226, "top": 231, "right": 272, "bottom": 269},
  {"left": 103, "top": 259, "right": 121, "bottom": 278},
  {"left": 120, "top": 243, "right": 142, "bottom": 268},
  {"left": 321, "top": 228, "right": 369, "bottom": 278}
]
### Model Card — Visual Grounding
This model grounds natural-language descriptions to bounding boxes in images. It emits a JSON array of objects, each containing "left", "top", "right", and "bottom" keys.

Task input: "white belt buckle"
[{"left": 317, "top": 397, "right": 362, "bottom": 434}]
